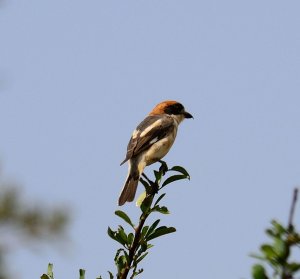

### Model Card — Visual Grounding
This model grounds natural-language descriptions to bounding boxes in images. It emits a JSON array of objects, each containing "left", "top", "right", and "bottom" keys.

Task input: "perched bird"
[{"left": 118, "top": 100, "right": 193, "bottom": 206}]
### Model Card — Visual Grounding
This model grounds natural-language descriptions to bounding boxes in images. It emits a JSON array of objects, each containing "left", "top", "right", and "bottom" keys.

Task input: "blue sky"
[{"left": 1, "top": 1, "right": 300, "bottom": 278}]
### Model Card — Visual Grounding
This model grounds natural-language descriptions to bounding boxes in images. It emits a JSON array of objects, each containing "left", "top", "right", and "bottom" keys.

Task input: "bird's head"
[{"left": 149, "top": 100, "right": 193, "bottom": 123}]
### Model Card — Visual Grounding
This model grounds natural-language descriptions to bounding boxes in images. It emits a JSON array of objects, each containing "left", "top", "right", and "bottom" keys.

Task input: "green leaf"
[
  {"left": 135, "top": 244, "right": 145, "bottom": 259},
  {"left": 147, "top": 226, "right": 176, "bottom": 241},
  {"left": 152, "top": 205, "right": 170, "bottom": 214},
  {"left": 115, "top": 210, "right": 135, "bottom": 228},
  {"left": 114, "top": 248, "right": 122, "bottom": 262},
  {"left": 271, "top": 220, "right": 286, "bottom": 235},
  {"left": 139, "top": 177, "right": 150, "bottom": 189},
  {"left": 79, "top": 269, "right": 85, "bottom": 279},
  {"left": 132, "top": 268, "right": 144, "bottom": 277},
  {"left": 141, "top": 226, "right": 149, "bottom": 238},
  {"left": 128, "top": 233, "right": 134, "bottom": 246},
  {"left": 136, "top": 191, "right": 147, "bottom": 207},
  {"left": 170, "top": 166, "right": 190, "bottom": 178},
  {"left": 136, "top": 252, "right": 149, "bottom": 264},
  {"left": 249, "top": 253, "right": 267, "bottom": 261},
  {"left": 148, "top": 244, "right": 154, "bottom": 250},
  {"left": 287, "top": 232, "right": 300, "bottom": 245},
  {"left": 140, "top": 241, "right": 148, "bottom": 252},
  {"left": 287, "top": 262, "right": 300, "bottom": 272},
  {"left": 116, "top": 255, "right": 127, "bottom": 273},
  {"left": 146, "top": 219, "right": 160, "bottom": 238},
  {"left": 265, "top": 228, "right": 278, "bottom": 238},
  {"left": 107, "top": 227, "right": 127, "bottom": 246},
  {"left": 122, "top": 249, "right": 130, "bottom": 263},
  {"left": 47, "top": 263, "right": 54, "bottom": 278},
  {"left": 141, "top": 196, "right": 153, "bottom": 214},
  {"left": 154, "top": 170, "right": 163, "bottom": 184},
  {"left": 41, "top": 263, "right": 54, "bottom": 279},
  {"left": 107, "top": 227, "right": 117, "bottom": 241},
  {"left": 114, "top": 249, "right": 128, "bottom": 272},
  {"left": 108, "top": 271, "right": 114, "bottom": 279},
  {"left": 147, "top": 243, "right": 154, "bottom": 249},
  {"left": 161, "top": 174, "right": 188, "bottom": 187},
  {"left": 252, "top": 264, "right": 268, "bottom": 279},
  {"left": 154, "top": 193, "right": 166, "bottom": 206},
  {"left": 274, "top": 238, "right": 289, "bottom": 260},
  {"left": 260, "top": 244, "right": 276, "bottom": 260},
  {"left": 117, "top": 226, "right": 128, "bottom": 245}
]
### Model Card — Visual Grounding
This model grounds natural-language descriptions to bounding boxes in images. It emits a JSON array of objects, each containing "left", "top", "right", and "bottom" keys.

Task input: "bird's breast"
[{"left": 144, "top": 128, "right": 177, "bottom": 166}]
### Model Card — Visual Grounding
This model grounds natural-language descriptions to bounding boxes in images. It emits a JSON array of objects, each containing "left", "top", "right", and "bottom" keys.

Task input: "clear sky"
[{"left": 1, "top": 1, "right": 300, "bottom": 278}]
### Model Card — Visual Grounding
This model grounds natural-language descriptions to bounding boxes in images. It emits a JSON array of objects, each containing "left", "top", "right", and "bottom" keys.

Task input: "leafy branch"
[
  {"left": 40, "top": 169, "right": 300, "bottom": 279},
  {"left": 106, "top": 161, "right": 190, "bottom": 279},
  {"left": 41, "top": 161, "right": 190, "bottom": 279},
  {"left": 251, "top": 188, "right": 300, "bottom": 279}
]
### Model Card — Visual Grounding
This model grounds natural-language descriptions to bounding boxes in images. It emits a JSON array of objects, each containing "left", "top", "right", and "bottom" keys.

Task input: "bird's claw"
[{"left": 158, "top": 160, "right": 168, "bottom": 175}]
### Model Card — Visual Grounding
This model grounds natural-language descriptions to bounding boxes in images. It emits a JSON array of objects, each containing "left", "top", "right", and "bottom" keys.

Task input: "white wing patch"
[
  {"left": 149, "top": 136, "right": 159, "bottom": 145},
  {"left": 140, "top": 119, "right": 162, "bottom": 137},
  {"left": 132, "top": 129, "right": 139, "bottom": 139}
]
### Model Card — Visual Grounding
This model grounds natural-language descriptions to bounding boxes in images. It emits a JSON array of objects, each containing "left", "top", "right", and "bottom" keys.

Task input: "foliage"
[
  {"left": 0, "top": 168, "right": 69, "bottom": 279},
  {"left": 40, "top": 263, "right": 54, "bottom": 279},
  {"left": 40, "top": 164, "right": 300, "bottom": 279},
  {"left": 105, "top": 162, "right": 189, "bottom": 279},
  {"left": 41, "top": 161, "right": 190, "bottom": 279},
  {"left": 0, "top": 186, "right": 68, "bottom": 240},
  {"left": 251, "top": 189, "right": 300, "bottom": 279}
]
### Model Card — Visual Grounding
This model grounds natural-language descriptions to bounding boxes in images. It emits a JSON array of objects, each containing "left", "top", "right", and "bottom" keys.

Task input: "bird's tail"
[{"left": 118, "top": 172, "right": 140, "bottom": 206}]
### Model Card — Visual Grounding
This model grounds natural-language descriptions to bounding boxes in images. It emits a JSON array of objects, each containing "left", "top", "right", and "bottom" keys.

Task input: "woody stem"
[{"left": 119, "top": 192, "right": 155, "bottom": 279}]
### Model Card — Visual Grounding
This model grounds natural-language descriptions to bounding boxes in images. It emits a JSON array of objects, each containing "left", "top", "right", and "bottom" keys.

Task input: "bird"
[{"left": 118, "top": 100, "right": 193, "bottom": 206}]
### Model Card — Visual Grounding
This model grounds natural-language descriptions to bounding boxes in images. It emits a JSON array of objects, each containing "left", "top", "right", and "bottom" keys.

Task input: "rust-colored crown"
[{"left": 149, "top": 100, "right": 179, "bottom": 115}]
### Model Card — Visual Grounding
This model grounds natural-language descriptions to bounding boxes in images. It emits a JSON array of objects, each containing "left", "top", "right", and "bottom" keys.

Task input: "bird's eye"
[{"left": 164, "top": 103, "right": 184, "bottom": 115}]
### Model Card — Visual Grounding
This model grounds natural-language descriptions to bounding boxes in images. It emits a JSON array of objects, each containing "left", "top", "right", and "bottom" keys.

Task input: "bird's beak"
[{"left": 183, "top": 111, "right": 193, "bottom": 119}]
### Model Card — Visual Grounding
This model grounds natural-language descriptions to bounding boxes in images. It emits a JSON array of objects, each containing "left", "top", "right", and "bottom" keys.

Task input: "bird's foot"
[{"left": 158, "top": 160, "right": 168, "bottom": 175}]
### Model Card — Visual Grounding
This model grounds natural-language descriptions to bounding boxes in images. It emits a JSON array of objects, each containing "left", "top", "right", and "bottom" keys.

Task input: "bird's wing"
[{"left": 120, "top": 115, "right": 174, "bottom": 165}]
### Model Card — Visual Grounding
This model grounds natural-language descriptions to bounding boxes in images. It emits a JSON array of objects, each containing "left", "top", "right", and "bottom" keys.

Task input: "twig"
[
  {"left": 288, "top": 188, "right": 298, "bottom": 229},
  {"left": 119, "top": 179, "right": 156, "bottom": 279}
]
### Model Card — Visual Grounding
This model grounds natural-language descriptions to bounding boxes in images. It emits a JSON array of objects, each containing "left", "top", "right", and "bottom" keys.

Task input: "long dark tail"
[{"left": 118, "top": 174, "right": 139, "bottom": 206}]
